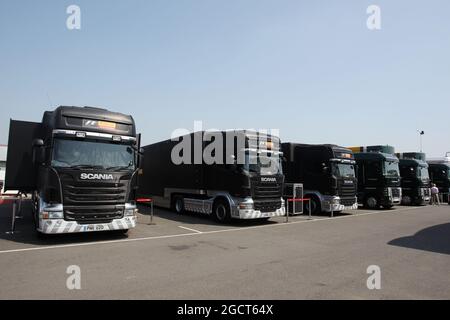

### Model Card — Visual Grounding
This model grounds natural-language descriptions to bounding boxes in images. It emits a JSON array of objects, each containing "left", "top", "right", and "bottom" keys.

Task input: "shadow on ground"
[
  {"left": 388, "top": 223, "right": 450, "bottom": 255},
  {"left": 137, "top": 204, "right": 279, "bottom": 227}
]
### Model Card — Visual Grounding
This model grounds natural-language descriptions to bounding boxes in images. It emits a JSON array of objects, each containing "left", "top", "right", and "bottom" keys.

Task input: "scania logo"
[
  {"left": 261, "top": 177, "right": 277, "bottom": 183},
  {"left": 80, "top": 173, "right": 114, "bottom": 180}
]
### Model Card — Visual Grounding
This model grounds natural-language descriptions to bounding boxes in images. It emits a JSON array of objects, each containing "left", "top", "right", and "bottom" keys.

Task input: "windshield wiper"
[{"left": 69, "top": 165, "right": 105, "bottom": 170}]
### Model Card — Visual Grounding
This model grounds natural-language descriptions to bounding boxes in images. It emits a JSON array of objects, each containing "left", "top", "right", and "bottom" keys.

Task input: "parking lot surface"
[{"left": 0, "top": 202, "right": 449, "bottom": 299}]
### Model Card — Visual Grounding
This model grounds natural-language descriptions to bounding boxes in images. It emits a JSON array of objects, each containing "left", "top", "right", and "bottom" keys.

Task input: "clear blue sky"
[{"left": 1, "top": 1, "right": 449, "bottom": 156}]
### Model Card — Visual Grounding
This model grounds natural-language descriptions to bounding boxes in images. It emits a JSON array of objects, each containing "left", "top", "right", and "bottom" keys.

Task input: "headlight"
[
  {"left": 239, "top": 203, "right": 253, "bottom": 210},
  {"left": 332, "top": 198, "right": 340, "bottom": 204},
  {"left": 40, "top": 211, "right": 63, "bottom": 219},
  {"left": 124, "top": 209, "right": 137, "bottom": 216}
]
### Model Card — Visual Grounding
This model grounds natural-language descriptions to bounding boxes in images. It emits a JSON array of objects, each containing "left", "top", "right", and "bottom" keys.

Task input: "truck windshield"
[
  {"left": 384, "top": 161, "right": 400, "bottom": 177},
  {"left": 418, "top": 166, "right": 430, "bottom": 180},
  {"left": 243, "top": 154, "right": 282, "bottom": 175},
  {"left": 331, "top": 163, "right": 355, "bottom": 178},
  {"left": 52, "top": 139, "right": 135, "bottom": 170}
]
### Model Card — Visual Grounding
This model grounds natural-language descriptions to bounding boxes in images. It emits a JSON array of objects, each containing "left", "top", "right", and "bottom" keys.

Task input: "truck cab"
[
  {"left": 282, "top": 143, "right": 358, "bottom": 214},
  {"left": 397, "top": 153, "right": 431, "bottom": 206},
  {"left": 352, "top": 152, "right": 402, "bottom": 209},
  {"left": 5, "top": 106, "right": 140, "bottom": 234},
  {"left": 428, "top": 162, "right": 450, "bottom": 204},
  {"left": 428, "top": 155, "right": 450, "bottom": 204}
]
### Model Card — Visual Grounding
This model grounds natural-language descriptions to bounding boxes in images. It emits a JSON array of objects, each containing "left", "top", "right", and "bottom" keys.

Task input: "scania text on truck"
[
  {"left": 137, "top": 130, "right": 285, "bottom": 223},
  {"left": 396, "top": 152, "right": 431, "bottom": 205},
  {"left": 348, "top": 145, "right": 402, "bottom": 209},
  {"left": 427, "top": 153, "right": 450, "bottom": 204},
  {"left": 281, "top": 143, "right": 358, "bottom": 214},
  {"left": 4, "top": 106, "right": 140, "bottom": 235}
]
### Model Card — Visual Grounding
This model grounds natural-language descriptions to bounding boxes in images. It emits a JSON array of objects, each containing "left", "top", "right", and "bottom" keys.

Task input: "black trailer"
[
  {"left": 396, "top": 152, "right": 431, "bottom": 205},
  {"left": 281, "top": 143, "right": 358, "bottom": 214},
  {"left": 137, "top": 130, "right": 285, "bottom": 223},
  {"left": 5, "top": 106, "right": 140, "bottom": 234}
]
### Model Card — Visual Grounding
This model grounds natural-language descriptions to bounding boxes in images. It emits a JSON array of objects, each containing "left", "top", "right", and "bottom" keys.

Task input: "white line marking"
[
  {"left": 0, "top": 206, "right": 426, "bottom": 255},
  {"left": 178, "top": 226, "right": 203, "bottom": 234}
]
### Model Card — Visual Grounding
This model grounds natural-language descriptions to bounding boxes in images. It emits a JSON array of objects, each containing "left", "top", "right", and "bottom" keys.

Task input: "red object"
[
  {"left": 136, "top": 198, "right": 152, "bottom": 203},
  {"left": 287, "top": 198, "right": 311, "bottom": 202},
  {"left": 0, "top": 199, "right": 15, "bottom": 205}
]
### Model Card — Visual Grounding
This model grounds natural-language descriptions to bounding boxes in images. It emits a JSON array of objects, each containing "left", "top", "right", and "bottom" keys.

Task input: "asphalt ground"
[{"left": 0, "top": 201, "right": 449, "bottom": 299}]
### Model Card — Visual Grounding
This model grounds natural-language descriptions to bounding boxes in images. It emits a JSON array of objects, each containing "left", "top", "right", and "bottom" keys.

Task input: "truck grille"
[
  {"left": 391, "top": 187, "right": 401, "bottom": 198},
  {"left": 253, "top": 200, "right": 282, "bottom": 213},
  {"left": 340, "top": 197, "right": 356, "bottom": 206},
  {"left": 59, "top": 172, "right": 131, "bottom": 223},
  {"left": 422, "top": 188, "right": 431, "bottom": 197},
  {"left": 338, "top": 181, "right": 357, "bottom": 206},
  {"left": 63, "top": 182, "right": 127, "bottom": 205},
  {"left": 64, "top": 206, "right": 124, "bottom": 224},
  {"left": 250, "top": 176, "right": 283, "bottom": 213},
  {"left": 251, "top": 177, "right": 283, "bottom": 200}
]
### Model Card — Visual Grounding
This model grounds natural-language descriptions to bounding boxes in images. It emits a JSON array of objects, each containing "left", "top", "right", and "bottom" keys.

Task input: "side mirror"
[
  {"left": 32, "top": 139, "right": 45, "bottom": 165},
  {"left": 33, "top": 139, "right": 44, "bottom": 147}
]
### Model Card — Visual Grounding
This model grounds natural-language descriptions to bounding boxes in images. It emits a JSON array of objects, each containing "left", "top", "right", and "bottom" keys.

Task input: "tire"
[
  {"left": 212, "top": 200, "right": 231, "bottom": 223},
  {"left": 173, "top": 196, "right": 185, "bottom": 214},
  {"left": 364, "top": 196, "right": 379, "bottom": 209},
  {"left": 304, "top": 196, "right": 321, "bottom": 215}
]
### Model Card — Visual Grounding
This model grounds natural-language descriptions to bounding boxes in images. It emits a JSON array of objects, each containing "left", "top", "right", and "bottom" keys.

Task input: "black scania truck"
[
  {"left": 281, "top": 143, "right": 358, "bottom": 214},
  {"left": 138, "top": 130, "right": 285, "bottom": 223},
  {"left": 4, "top": 106, "right": 140, "bottom": 234},
  {"left": 396, "top": 152, "right": 431, "bottom": 206},
  {"left": 428, "top": 155, "right": 450, "bottom": 204},
  {"left": 349, "top": 145, "right": 402, "bottom": 209}
]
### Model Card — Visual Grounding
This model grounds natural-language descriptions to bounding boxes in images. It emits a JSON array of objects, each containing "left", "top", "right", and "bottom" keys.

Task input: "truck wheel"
[
  {"left": 173, "top": 196, "right": 185, "bottom": 214},
  {"left": 365, "top": 196, "right": 379, "bottom": 209},
  {"left": 213, "top": 200, "right": 231, "bottom": 223},
  {"left": 304, "top": 196, "right": 321, "bottom": 215}
]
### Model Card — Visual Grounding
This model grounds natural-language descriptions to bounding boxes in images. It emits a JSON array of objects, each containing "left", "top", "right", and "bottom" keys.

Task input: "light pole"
[{"left": 418, "top": 130, "right": 424, "bottom": 152}]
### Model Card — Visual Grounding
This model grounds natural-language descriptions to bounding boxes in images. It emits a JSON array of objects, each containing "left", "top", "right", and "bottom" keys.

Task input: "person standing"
[{"left": 431, "top": 184, "right": 440, "bottom": 205}]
